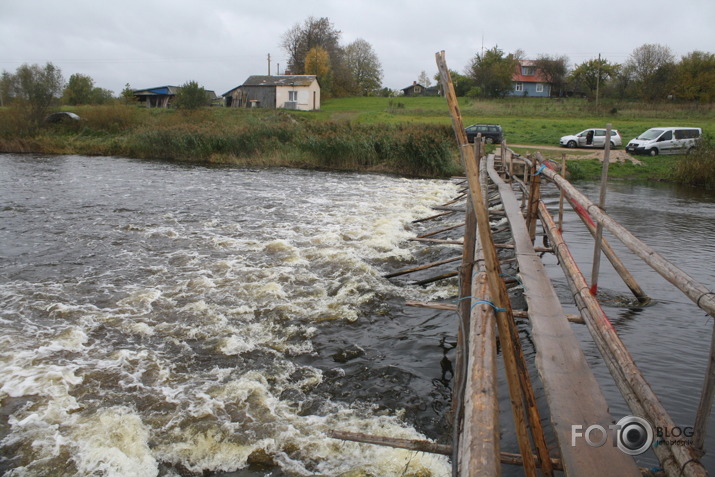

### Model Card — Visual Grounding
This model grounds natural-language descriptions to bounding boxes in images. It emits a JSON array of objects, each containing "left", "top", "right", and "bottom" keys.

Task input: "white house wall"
[{"left": 275, "top": 80, "right": 321, "bottom": 111}]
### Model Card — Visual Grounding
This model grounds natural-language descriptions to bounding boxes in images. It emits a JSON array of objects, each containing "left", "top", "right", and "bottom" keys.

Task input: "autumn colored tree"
[
  {"left": 673, "top": 51, "right": 715, "bottom": 102},
  {"left": 304, "top": 46, "right": 332, "bottom": 93}
]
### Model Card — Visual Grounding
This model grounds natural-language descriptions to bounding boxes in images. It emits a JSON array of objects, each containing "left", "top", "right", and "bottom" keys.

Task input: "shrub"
[{"left": 674, "top": 136, "right": 715, "bottom": 189}]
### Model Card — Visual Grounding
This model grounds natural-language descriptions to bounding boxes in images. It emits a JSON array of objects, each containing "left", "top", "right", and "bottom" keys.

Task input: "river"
[{"left": 0, "top": 154, "right": 713, "bottom": 476}]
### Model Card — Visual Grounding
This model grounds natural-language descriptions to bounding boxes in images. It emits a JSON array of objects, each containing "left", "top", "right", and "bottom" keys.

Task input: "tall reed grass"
[{"left": 674, "top": 136, "right": 715, "bottom": 189}]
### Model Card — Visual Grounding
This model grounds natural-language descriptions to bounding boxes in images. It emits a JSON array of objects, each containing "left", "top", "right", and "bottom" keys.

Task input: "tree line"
[
  {"left": 459, "top": 43, "right": 715, "bottom": 103},
  {"left": 1, "top": 13, "right": 713, "bottom": 128}
]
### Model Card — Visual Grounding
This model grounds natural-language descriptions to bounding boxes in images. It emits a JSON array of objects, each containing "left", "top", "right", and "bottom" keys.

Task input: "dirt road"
[{"left": 509, "top": 144, "right": 642, "bottom": 165}]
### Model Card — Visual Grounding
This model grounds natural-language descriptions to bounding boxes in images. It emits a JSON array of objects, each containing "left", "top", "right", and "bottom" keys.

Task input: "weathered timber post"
[
  {"left": 436, "top": 50, "right": 552, "bottom": 477},
  {"left": 590, "top": 123, "right": 612, "bottom": 295},
  {"left": 694, "top": 323, "right": 715, "bottom": 455},
  {"left": 526, "top": 160, "right": 542, "bottom": 243}
]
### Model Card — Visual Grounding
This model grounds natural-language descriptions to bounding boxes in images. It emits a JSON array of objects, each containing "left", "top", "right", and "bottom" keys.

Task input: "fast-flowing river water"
[{"left": 1, "top": 154, "right": 713, "bottom": 476}]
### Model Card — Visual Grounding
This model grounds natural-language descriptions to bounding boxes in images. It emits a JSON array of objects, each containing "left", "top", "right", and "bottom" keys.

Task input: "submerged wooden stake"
[{"left": 590, "top": 123, "right": 612, "bottom": 295}]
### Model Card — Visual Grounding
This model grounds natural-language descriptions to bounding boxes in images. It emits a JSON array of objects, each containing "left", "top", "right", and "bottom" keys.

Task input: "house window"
[
  {"left": 289, "top": 91, "right": 298, "bottom": 101},
  {"left": 522, "top": 66, "right": 535, "bottom": 76},
  {"left": 536, "top": 84, "right": 544, "bottom": 93},
  {"left": 515, "top": 82, "right": 523, "bottom": 92}
]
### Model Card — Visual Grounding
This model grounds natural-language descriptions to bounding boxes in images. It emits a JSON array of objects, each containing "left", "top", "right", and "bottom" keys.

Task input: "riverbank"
[{"left": 1, "top": 97, "right": 713, "bottom": 184}]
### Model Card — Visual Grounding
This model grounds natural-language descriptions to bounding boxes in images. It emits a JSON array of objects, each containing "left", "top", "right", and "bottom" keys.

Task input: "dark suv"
[{"left": 465, "top": 124, "right": 503, "bottom": 144}]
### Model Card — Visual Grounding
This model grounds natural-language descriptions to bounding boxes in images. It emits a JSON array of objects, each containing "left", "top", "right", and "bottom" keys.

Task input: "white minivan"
[{"left": 625, "top": 127, "right": 702, "bottom": 156}]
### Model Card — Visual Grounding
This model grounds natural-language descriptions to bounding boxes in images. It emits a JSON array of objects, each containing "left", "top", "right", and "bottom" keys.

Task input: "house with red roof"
[{"left": 509, "top": 60, "right": 551, "bottom": 97}]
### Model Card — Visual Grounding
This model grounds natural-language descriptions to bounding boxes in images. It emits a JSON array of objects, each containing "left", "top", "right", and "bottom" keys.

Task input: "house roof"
[
  {"left": 401, "top": 83, "right": 426, "bottom": 92},
  {"left": 133, "top": 86, "right": 180, "bottom": 96},
  {"left": 513, "top": 60, "right": 548, "bottom": 83},
  {"left": 222, "top": 75, "right": 318, "bottom": 97}
]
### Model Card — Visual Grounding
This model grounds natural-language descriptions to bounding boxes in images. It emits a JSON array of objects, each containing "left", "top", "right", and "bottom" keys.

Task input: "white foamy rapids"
[{"left": 0, "top": 169, "right": 460, "bottom": 476}]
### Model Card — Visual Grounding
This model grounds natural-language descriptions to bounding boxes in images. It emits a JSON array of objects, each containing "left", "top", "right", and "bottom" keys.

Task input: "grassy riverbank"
[{"left": 1, "top": 97, "right": 714, "bottom": 183}]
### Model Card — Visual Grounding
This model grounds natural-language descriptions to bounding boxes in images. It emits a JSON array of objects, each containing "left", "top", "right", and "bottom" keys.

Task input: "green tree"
[
  {"left": 90, "top": 87, "right": 114, "bottom": 105},
  {"left": 624, "top": 43, "right": 675, "bottom": 100},
  {"left": 673, "top": 51, "right": 715, "bottom": 102},
  {"left": 63, "top": 73, "right": 94, "bottom": 105},
  {"left": 442, "top": 70, "right": 474, "bottom": 97},
  {"left": 12, "top": 62, "right": 65, "bottom": 125},
  {"left": 121, "top": 83, "right": 136, "bottom": 105},
  {"left": 568, "top": 58, "right": 619, "bottom": 98},
  {"left": 343, "top": 38, "right": 382, "bottom": 95},
  {"left": 0, "top": 71, "right": 14, "bottom": 107},
  {"left": 173, "top": 81, "right": 211, "bottom": 110},
  {"left": 467, "top": 46, "right": 518, "bottom": 98}
]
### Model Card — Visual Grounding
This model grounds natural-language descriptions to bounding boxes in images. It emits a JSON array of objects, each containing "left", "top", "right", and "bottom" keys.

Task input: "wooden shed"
[
  {"left": 132, "top": 85, "right": 180, "bottom": 108},
  {"left": 222, "top": 75, "right": 320, "bottom": 111}
]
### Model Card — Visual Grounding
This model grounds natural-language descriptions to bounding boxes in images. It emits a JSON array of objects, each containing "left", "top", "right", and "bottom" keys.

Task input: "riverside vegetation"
[{"left": 1, "top": 96, "right": 714, "bottom": 186}]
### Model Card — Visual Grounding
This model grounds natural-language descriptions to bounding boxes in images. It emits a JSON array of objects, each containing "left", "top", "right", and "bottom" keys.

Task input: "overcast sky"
[{"left": 2, "top": 0, "right": 713, "bottom": 96}]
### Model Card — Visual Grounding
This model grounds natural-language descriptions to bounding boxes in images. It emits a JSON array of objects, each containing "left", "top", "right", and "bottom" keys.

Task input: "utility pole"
[
  {"left": 596, "top": 53, "right": 601, "bottom": 110},
  {"left": 267, "top": 53, "right": 271, "bottom": 76}
]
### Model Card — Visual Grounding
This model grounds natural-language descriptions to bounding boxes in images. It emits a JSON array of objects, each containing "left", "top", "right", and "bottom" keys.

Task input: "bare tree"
[
  {"left": 281, "top": 17, "right": 342, "bottom": 75},
  {"left": 625, "top": 43, "right": 675, "bottom": 100},
  {"left": 534, "top": 55, "right": 569, "bottom": 97},
  {"left": 417, "top": 71, "right": 431, "bottom": 88}
]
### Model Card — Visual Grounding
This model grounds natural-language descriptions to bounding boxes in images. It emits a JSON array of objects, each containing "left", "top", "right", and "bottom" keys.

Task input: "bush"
[{"left": 674, "top": 136, "right": 715, "bottom": 189}]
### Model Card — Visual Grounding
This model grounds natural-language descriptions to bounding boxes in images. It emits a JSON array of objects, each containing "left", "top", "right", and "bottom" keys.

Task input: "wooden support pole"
[
  {"left": 327, "top": 430, "right": 564, "bottom": 471},
  {"left": 590, "top": 123, "right": 612, "bottom": 295},
  {"left": 693, "top": 322, "right": 715, "bottom": 454},
  {"left": 437, "top": 50, "right": 549, "bottom": 477},
  {"left": 525, "top": 152, "right": 715, "bottom": 318},
  {"left": 538, "top": 200, "right": 708, "bottom": 477},
  {"left": 383, "top": 256, "right": 462, "bottom": 278},
  {"left": 410, "top": 237, "right": 463, "bottom": 245},
  {"left": 413, "top": 271, "right": 458, "bottom": 286},
  {"left": 526, "top": 161, "right": 542, "bottom": 243},
  {"left": 560, "top": 191, "right": 650, "bottom": 304},
  {"left": 416, "top": 223, "right": 465, "bottom": 239},
  {"left": 412, "top": 210, "right": 455, "bottom": 223},
  {"left": 454, "top": 195, "right": 478, "bottom": 474},
  {"left": 558, "top": 153, "right": 566, "bottom": 232}
]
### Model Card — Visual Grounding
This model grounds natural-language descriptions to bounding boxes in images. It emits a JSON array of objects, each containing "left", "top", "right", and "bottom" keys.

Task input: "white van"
[{"left": 625, "top": 127, "right": 702, "bottom": 156}]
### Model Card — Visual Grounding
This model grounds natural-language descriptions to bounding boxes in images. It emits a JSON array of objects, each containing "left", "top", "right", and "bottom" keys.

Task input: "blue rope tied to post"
[
  {"left": 531, "top": 164, "right": 547, "bottom": 176},
  {"left": 455, "top": 296, "right": 506, "bottom": 312}
]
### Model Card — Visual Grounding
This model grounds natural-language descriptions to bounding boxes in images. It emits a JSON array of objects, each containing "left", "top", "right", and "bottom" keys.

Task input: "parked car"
[
  {"left": 625, "top": 127, "right": 702, "bottom": 156},
  {"left": 560, "top": 128, "right": 622, "bottom": 149},
  {"left": 44, "top": 112, "right": 81, "bottom": 123},
  {"left": 465, "top": 124, "right": 503, "bottom": 144}
]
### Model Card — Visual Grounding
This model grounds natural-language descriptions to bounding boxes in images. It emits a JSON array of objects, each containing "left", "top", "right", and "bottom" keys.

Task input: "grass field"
[
  {"left": 1, "top": 96, "right": 714, "bottom": 184},
  {"left": 318, "top": 96, "right": 715, "bottom": 146}
]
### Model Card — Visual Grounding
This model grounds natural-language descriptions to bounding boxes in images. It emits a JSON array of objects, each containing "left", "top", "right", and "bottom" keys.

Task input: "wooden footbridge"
[{"left": 330, "top": 52, "right": 715, "bottom": 477}]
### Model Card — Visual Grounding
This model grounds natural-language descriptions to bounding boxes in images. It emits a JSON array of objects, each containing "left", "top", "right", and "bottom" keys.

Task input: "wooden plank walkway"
[{"left": 486, "top": 154, "right": 642, "bottom": 476}]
